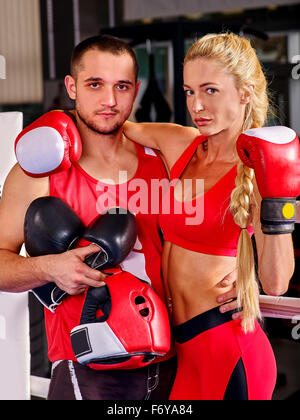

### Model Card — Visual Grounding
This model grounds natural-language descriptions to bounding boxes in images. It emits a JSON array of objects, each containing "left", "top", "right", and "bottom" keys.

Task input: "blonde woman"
[{"left": 123, "top": 33, "right": 297, "bottom": 400}]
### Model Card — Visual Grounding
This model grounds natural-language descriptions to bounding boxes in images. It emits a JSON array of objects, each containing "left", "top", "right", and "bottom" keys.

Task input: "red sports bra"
[{"left": 159, "top": 136, "right": 253, "bottom": 257}]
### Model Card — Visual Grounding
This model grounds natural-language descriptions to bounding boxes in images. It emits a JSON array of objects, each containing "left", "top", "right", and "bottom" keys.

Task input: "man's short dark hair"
[{"left": 71, "top": 34, "right": 139, "bottom": 81}]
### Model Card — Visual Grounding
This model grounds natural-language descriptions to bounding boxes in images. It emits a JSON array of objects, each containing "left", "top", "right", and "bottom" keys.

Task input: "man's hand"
[
  {"left": 41, "top": 244, "right": 107, "bottom": 295},
  {"left": 217, "top": 269, "right": 241, "bottom": 320}
]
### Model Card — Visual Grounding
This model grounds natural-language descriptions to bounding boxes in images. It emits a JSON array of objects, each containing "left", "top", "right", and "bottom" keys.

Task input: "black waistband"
[{"left": 173, "top": 305, "right": 239, "bottom": 343}]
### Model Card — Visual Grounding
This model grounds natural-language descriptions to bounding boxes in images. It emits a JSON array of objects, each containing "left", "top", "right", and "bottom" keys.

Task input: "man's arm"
[
  {"left": 0, "top": 164, "right": 105, "bottom": 294},
  {"left": 0, "top": 164, "right": 48, "bottom": 291}
]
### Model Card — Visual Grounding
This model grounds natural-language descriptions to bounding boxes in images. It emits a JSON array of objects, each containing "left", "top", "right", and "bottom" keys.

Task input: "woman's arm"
[
  {"left": 123, "top": 121, "right": 198, "bottom": 170},
  {"left": 123, "top": 121, "right": 198, "bottom": 150},
  {"left": 296, "top": 200, "right": 300, "bottom": 223},
  {"left": 252, "top": 180, "right": 294, "bottom": 296}
]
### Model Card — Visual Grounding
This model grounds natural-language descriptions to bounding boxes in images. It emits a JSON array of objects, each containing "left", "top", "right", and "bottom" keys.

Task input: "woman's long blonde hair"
[{"left": 185, "top": 32, "right": 269, "bottom": 332}]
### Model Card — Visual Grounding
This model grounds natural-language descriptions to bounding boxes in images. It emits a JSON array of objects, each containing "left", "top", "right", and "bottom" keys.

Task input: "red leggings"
[{"left": 169, "top": 307, "right": 277, "bottom": 400}]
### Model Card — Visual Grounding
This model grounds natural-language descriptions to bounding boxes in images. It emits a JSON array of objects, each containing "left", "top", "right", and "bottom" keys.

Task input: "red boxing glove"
[
  {"left": 237, "top": 126, "right": 300, "bottom": 234},
  {"left": 15, "top": 110, "right": 82, "bottom": 177}
]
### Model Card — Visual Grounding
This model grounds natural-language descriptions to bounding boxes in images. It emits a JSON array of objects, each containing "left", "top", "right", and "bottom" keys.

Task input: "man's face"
[{"left": 65, "top": 50, "right": 139, "bottom": 135}]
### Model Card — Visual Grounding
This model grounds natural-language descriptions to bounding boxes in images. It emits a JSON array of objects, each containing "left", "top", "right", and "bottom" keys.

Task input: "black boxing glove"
[
  {"left": 25, "top": 201, "right": 137, "bottom": 312},
  {"left": 24, "top": 196, "right": 85, "bottom": 311},
  {"left": 82, "top": 208, "right": 137, "bottom": 270},
  {"left": 24, "top": 196, "right": 84, "bottom": 256}
]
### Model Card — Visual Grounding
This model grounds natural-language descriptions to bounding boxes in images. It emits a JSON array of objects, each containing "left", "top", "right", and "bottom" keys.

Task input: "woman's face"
[{"left": 183, "top": 58, "right": 248, "bottom": 137}]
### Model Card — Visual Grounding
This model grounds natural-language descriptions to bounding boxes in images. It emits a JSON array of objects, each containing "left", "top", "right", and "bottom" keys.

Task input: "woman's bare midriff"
[{"left": 162, "top": 241, "right": 237, "bottom": 326}]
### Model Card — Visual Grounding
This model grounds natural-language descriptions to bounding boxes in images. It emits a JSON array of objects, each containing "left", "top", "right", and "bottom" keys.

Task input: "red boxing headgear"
[{"left": 70, "top": 269, "right": 171, "bottom": 370}]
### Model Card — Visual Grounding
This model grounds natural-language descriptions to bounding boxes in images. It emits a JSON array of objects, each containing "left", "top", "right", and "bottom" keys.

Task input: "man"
[{"left": 0, "top": 35, "right": 237, "bottom": 400}]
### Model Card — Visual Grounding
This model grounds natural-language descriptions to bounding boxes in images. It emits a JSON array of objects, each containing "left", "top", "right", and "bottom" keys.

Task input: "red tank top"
[
  {"left": 45, "top": 143, "right": 170, "bottom": 362},
  {"left": 159, "top": 136, "right": 253, "bottom": 257}
]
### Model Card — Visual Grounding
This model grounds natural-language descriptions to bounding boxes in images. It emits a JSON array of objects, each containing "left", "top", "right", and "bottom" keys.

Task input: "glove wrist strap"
[{"left": 261, "top": 198, "right": 296, "bottom": 235}]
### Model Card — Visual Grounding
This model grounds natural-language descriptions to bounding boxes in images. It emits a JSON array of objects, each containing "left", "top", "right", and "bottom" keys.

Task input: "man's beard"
[{"left": 76, "top": 108, "right": 123, "bottom": 136}]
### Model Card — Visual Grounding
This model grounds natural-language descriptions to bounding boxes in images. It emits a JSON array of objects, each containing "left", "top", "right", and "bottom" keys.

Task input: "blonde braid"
[{"left": 230, "top": 163, "right": 261, "bottom": 332}]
